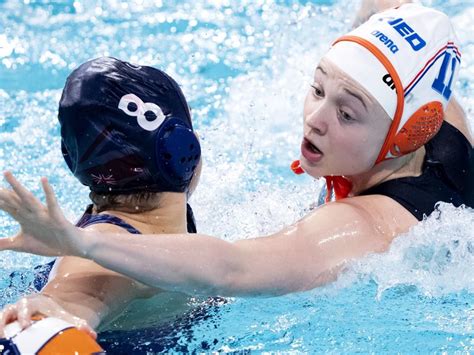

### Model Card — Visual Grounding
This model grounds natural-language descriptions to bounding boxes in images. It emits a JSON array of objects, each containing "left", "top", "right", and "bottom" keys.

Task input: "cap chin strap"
[
  {"left": 324, "top": 176, "right": 353, "bottom": 202},
  {"left": 291, "top": 35, "right": 404, "bottom": 201},
  {"left": 290, "top": 160, "right": 353, "bottom": 202}
]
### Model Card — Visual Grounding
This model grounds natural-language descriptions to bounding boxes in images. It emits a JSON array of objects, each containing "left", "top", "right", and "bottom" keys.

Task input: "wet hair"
[{"left": 89, "top": 191, "right": 163, "bottom": 213}]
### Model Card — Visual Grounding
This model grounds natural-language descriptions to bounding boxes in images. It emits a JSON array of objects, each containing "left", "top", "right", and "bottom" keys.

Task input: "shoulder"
[
  {"left": 81, "top": 221, "right": 133, "bottom": 234},
  {"left": 303, "top": 194, "right": 417, "bottom": 240},
  {"left": 252, "top": 194, "right": 418, "bottom": 288},
  {"left": 269, "top": 194, "right": 418, "bottom": 259},
  {"left": 230, "top": 194, "right": 420, "bottom": 292},
  {"left": 336, "top": 194, "right": 418, "bottom": 234}
]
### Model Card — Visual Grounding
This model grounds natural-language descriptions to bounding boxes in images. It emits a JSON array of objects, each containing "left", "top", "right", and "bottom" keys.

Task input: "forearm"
[
  {"left": 82, "top": 232, "right": 244, "bottom": 297},
  {"left": 78, "top": 230, "right": 316, "bottom": 297}
]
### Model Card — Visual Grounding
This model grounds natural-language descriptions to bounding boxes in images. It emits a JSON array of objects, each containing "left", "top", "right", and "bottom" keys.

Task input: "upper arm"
[{"left": 227, "top": 195, "right": 417, "bottom": 295}]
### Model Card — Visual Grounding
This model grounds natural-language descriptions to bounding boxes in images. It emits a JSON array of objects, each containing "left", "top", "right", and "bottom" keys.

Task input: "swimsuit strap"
[
  {"left": 76, "top": 204, "right": 198, "bottom": 234},
  {"left": 75, "top": 205, "right": 142, "bottom": 234}
]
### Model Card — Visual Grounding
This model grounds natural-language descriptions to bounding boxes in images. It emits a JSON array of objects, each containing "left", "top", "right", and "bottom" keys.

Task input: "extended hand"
[
  {"left": 0, "top": 172, "right": 85, "bottom": 257},
  {"left": 0, "top": 294, "right": 96, "bottom": 339}
]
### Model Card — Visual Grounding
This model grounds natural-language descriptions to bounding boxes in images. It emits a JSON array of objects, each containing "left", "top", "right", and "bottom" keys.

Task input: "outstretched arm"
[{"left": 0, "top": 172, "right": 415, "bottom": 297}]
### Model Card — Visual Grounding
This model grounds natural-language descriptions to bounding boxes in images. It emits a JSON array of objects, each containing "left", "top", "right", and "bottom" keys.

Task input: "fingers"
[
  {"left": 0, "top": 188, "right": 22, "bottom": 215},
  {"left": 16, "top": 298, "right": 34, "bottom": 329},
  {"left": 0, "top": 304, "right": 19, "bottom": 337},
  {"left": 41, "top": 177, "right": 62, "bottom": 220},
  {"left": 0, "top": 298, "right": 97, "bottom": 341},
  {"left": 3, "top": 172, "right": 39, "bottom": 208}
]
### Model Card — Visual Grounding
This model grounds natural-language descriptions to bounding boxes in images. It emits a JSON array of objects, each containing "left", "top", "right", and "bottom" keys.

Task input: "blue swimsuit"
[{"left": 76, "top": 205, "right": 143, "bottom": 233}]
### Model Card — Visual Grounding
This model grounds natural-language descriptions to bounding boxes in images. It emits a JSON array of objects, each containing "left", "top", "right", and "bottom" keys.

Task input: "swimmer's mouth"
[{"left": 303, "top": 138, "right": 323, "bottom": 155}]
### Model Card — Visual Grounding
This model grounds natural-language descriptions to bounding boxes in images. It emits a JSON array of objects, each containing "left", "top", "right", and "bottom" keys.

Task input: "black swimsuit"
[{"left": 360, "top": 121, "right": 474, "bottom": 220}]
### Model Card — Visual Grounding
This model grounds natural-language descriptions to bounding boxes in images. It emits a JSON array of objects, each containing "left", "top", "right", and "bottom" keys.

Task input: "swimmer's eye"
[
  {"left": 339, "top": 109, "right": 355, "bottom": 122},
  {"left": 310, "top": 84, "right": 324, "bottom": 98}
]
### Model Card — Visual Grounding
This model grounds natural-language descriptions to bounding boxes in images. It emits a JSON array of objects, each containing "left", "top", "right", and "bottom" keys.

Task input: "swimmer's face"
[{"left": 300, "top": 58, "right": 391, "bottom": 178}]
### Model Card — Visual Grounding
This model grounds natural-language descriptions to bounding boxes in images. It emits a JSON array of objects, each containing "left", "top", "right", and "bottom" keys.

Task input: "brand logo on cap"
[
  {"left": 388, "top": 18, "right": 426, "bottom": 51},
  {"left": 118, "top": 94, "right": 165, "bottom": 131},
  {"left": 382, "top": 73, "right": 396, "bottom": 90},
  {"left": 371, "top": 30, "right": 399, "bottom": 53}
]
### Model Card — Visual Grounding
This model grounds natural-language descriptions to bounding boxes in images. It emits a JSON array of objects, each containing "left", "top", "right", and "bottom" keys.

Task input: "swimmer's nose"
[{"left": 305, "top": 103, "right": 329, "bottom": 136}]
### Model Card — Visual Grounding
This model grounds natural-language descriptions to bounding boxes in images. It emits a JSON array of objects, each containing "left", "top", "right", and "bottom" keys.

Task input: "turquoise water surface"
[{"left": 1, "top": 0, "right": 473, "bottom": 352}]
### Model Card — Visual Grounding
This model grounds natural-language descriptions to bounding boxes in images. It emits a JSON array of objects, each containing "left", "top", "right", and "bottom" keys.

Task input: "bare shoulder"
[
  {"left": 269, "top": 194, "right": 418, "bottom": 261},
  {"left": 47, "top": 222, "right": 154, "bottom": 296},
  {"left": 338, "top": 194, "right": 418, "bottom": 236},
  {"left": 296, "top": 194, "right": 418, "bottom": 244},
  {"left": 52, "top": 222, "right": 137, "bottom": 275}
]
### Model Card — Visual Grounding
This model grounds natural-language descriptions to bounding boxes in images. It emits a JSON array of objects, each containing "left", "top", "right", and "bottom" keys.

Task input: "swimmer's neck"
[
  {"left": 98, "top": 192, "right": 188, "bottom": 234},
  {"left": 348, "top": 147, "right": 425, "bottom": 195}
]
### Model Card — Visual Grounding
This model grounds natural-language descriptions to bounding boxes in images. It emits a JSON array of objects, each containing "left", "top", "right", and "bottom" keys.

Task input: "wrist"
[{"left": 69, "top": 228, "right": 95, "bottom": 259}]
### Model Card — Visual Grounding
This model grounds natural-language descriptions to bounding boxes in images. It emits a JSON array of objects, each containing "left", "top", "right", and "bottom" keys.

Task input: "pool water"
[{"left": 1, "top": 0, "right": 473, "bottom": 352}]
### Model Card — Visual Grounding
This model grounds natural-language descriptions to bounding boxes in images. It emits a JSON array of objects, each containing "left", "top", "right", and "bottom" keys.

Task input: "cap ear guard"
[
  {"left": 390, "top": 101, "right": 443, "bottom": 156},
  {"left": 155, "top": 118, "right": 201, "bottom": 190}
]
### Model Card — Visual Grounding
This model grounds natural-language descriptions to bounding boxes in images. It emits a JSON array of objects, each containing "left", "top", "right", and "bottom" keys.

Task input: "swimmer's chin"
[{"left": 299, "top": 156, "right": 325, "bottom": 179}]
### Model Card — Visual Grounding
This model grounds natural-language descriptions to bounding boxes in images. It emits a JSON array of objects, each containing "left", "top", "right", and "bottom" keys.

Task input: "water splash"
[
  {"left": 337, "top": 203, "right": 474, "bottom": 298},
  {"left": 0, "top": 0, "right": 473, "bottom": 352}
]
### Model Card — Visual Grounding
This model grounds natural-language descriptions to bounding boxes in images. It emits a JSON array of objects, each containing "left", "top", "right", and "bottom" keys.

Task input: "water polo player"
[
  {"left": 0, "top": 57, "right": 202, "bottom": 339},
  {"left": 0, "top": 3, "right": 472, "bottom": 302}
]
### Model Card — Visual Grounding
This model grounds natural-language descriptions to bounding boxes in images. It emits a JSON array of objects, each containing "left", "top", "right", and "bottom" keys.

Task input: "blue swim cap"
[{"left": 59, "top": 57, "right": 201, "bottom": 194}]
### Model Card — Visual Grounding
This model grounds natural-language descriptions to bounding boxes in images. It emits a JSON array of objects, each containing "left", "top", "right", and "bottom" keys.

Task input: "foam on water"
[
  {"left": 0, "top": 0, "right": 473, "bottom": 352},
  {"left": 336, "top": 203, "right": 474, "bottom": 298}
]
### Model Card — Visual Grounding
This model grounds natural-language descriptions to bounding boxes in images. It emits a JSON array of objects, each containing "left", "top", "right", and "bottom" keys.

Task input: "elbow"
[
  {"left": 191, "top": 260, "right": 245, "bottom": 297},
  {"left": 213, "top": 267, "right": 248, "bottom": 297},
  {"left": 208, "top": 263, "right": 296, "bottom": 298},
  {"left": 200, "top": 245, "right": 252, "bottom": 297}
]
